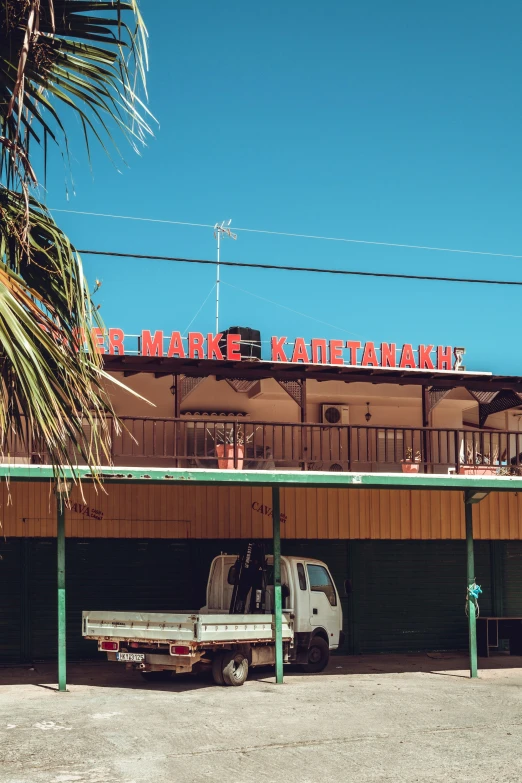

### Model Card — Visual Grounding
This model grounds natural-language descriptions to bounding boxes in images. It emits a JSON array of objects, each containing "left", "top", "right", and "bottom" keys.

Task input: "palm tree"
[{"left": 0, "top": 1, "right": 152, "bottom": 479}]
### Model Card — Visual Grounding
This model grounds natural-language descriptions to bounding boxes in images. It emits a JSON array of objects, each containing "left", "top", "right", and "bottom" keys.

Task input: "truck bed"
[{"left": 82, "top": 610, "right": 293, "bottom": 645}]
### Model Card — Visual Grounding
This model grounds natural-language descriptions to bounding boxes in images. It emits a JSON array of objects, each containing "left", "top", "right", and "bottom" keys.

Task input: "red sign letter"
[
  {"left": 329, "top": 340, "right": 344, "bottom": 365},
  {"left": 141, "top": 330, "right": 163, "bottom": 357},
  {"left": 380, "top": 343, "right": 396, "bottom": 367},
  {"left": 91, "top": 327, "right": 105, "bottom": 354},
  {"left": 272, "top": 336, "right": 288, "bottom": 362},
  {"left": 167, "top": 331, "right": 185, "bottom": 358},
  {"left": 108, "top": 328, "right": 125, "bottom": 355},
  {"left": 207, "top": 333, "right": 224, "bottom": 360},
  {"left": 418, "top": 344, "right": 435, "bottom": 370},
  {"left": 437, "top": 345, "right": 452, "bottom": 370},
  {"left": 291, "top": 337, "right": 309, "bottom": 363},
  {"left": 226, "top": 333, "right": 241, "bottom": 360},
  {"left": 311, "top": 339, "right": 327, "bottom": 364},
  {"left": 188, "top": 332, "right": 205, "bottom": 359},
  {"left": 346, "top": 341, "right": 361, "bottom": 365},
  {"left": 361, "top": 341, "right": 378, "bottom": 367},
  {"left": 399, "top": 344, "right": 417, "bottom": 368}
]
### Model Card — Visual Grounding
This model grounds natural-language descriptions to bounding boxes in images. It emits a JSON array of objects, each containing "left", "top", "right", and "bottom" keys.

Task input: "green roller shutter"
[
  {"left": 502, "top": 542, "right": 522, "bottom": 616},
  {"left": 0, "top": 539, "right": 23, "bottom": 663},
  {"left": 351, "top": 541, "right": 491, "bottom": 653},
  {"left": 29, "top": 539, "right": 192, "bottom": 661}
]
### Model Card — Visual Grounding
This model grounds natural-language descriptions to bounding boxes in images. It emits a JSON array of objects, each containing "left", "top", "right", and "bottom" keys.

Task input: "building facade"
[{"left": 2, "top": 332, "right": 522, "bottom": 665}]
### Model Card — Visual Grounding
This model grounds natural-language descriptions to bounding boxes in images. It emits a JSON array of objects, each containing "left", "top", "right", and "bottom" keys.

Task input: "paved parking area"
[{"left": 1, "top": 653, "right": 522, "bottom": 782}]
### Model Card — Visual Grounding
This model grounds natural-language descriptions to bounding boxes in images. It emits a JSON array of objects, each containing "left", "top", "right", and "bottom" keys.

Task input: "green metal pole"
[
  {"left": 272, "top": 485, "right": 283, "bottom": 684},
  {"left": 57, "top": 493, "right": 67, "bottom": 692},
  {"left": 465, "top": 493, "right": 478, "bottom": 679}
]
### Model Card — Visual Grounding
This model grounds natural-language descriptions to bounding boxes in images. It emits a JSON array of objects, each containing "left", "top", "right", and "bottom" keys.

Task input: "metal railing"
[{"left": 6, "top": 417, "right": 522, "bottom": 474}]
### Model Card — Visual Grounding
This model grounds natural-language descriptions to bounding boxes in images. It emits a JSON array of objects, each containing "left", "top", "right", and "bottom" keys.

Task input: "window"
[
  {"left": 307, "top": 564, "right": 337, "bottom": 606},
  {"left": 297, "top": 563, "right": 307, "bottom": 590}
]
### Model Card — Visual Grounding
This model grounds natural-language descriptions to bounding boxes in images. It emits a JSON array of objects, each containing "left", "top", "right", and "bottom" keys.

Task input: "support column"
[
  {"left": 57, "top": 491, "right": 67, "bottom": 692},
  {"left": 465, "top": 492, "right": 478, "bottom": 679},
  {"left": 272, "top": 485, "right": 283, "bottom": 684}
]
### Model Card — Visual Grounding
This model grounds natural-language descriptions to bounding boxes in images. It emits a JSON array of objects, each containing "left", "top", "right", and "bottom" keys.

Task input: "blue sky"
[{"left": 44, "top": 0, "right": 522, "bottom": 374}]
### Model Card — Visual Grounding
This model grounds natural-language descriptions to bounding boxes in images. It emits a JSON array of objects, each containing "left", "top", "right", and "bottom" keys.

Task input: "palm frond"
[
  {"left": 0, "top": 0, "right": 154, "bottom": 183},
  {"left": 0, "top": 186, "right": 119, "bottom": 478}
]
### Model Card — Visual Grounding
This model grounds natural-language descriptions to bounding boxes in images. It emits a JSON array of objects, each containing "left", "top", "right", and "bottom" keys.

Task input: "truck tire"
[
  {"left": 221, "top": 651, "right": 249, "bottom": 686},
  {"left": 302, "top": 636, "right": 330, "bottom": 673},
  {"left": 212, "top": 652, "right": 226, "bottom": 685},
  {"left": 140, "top": 670, "right": 173, "bottom": 682}
]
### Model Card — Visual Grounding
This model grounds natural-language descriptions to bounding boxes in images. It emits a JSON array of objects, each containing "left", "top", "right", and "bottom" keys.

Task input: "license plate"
[{"left": 116, "top": 652, "right": 145, "bottom": 662}]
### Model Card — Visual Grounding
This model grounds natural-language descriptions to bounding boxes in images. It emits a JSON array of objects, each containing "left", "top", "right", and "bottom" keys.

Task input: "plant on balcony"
[
  {"left": 458, "top": 440, "right": 499, "bottom": 475},
  {"left": 206, "top": 426, "right": 259, "bottom": 470},
  {"left": 401, "top": 448, "right": 421, "bottom": 473}
]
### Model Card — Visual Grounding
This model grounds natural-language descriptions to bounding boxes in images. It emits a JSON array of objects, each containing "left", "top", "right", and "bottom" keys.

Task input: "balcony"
[{"left": 8, "top": 417, "right": 522, "bottom": 476}]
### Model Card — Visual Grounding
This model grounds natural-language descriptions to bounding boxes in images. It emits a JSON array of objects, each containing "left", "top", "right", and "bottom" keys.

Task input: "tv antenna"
[{"left": 213, "top": 220, "right": 237, "bottom": 333}]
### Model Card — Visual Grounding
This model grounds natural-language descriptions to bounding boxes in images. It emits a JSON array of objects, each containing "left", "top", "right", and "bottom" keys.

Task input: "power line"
[
  {"left": 51, "top": 207, "right": 522, "bottom": 261},
  {"left": 78, "top": 248, "right": 522, "bottom": 287}
]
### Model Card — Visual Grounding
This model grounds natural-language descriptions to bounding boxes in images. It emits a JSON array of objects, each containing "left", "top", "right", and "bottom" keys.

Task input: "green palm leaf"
[{"left": 0, "top": 1, "right": 155, "bottom": 483}]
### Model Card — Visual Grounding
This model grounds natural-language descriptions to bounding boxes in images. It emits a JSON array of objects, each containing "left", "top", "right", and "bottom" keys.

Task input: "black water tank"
[{"left": 219, "top": 326, "right": 262, "bottom": 360}]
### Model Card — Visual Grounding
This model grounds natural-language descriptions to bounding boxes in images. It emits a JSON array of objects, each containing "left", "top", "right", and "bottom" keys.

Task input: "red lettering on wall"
[
  {"left": 167, "top": 331, "right": 185, "bottom": 358},
  {"left": 291, "top": 337, "right": 309, "bottom": 363},
  {"left": 226, "top": 333, "right": 241, "bottom": 360},
  {"left": 329, "top": 340, "right": 344, "bottom": 365},
  {"left": 399, "top": 344, "right": 417, "bottom": 368},
  {"left": 141, "top": 330, "right": 163, "bottom": 357},
  {"left": 272, "top": 337, "right": 288, "bottom": 362},
  {"left": 437, "top": 345, "right": 453, "bottom": 370},
  {"left": 207, "top": 333, "right": 223, "bottom": 360},
  {"left": 311, "top": 339, "right": 327, "bottom": 364},
  {"left": 418, "top": 344, "right": 435, "bottom": 370},
  {"left": 108, "top": 328, "right": 125, "bottom": 355},
  {"left": 380, "top": 343, "right": 396, "bottom": 368},
  {"left": 91, "top": 327, "right": 105, "bottom": 354},
  {"left": 346, "top": 341, "right": 361, "bottom": 365},
  {"left": 188, "top": 332, "right": 205, "bottom": 359},
  {"left": 361, "top": 341, "right": 379, "bottom": 367}
]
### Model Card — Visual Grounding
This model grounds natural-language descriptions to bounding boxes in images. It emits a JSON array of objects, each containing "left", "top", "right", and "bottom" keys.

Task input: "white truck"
[{"left": 82, "top": 550, "right": 344, "bottom": 686}]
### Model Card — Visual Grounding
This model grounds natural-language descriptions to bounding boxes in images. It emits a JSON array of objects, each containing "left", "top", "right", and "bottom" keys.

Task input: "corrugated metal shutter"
[
  {"left": 30, "top": 539, "right": 192, "bottom": 661},
  {"left": 502, "top": 542, "right": 522, "bottom": 615},
  {"left": 29, "top": 540, "right": 57, "bottom": 660},
  {"left": 351, "top": 541, "right": 491, "bottom": 653},
  {"left": 0, "top": 539, "right": 23, "bottom": 663}
]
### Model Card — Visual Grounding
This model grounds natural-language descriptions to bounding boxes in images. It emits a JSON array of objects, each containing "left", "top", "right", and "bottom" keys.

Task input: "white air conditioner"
[{"left": 321, "top": 404, "right": 349, "bottom": 425}]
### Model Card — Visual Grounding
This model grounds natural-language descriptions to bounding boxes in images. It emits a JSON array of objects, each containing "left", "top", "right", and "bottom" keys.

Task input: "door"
[{"left": 306, "top": 562, "right": 339, "bottom": 644}]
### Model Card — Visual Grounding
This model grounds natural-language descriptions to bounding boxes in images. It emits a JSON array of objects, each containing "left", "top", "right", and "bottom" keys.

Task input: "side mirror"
[
  {"left": 344, "top": 578, "right": 352, "bottom": 595},
  {"left": 227, "top": 565, "right": 238, "bottom": 585},
  {"left": 282, "top": 584, "right": 290, "bottom": 600}
]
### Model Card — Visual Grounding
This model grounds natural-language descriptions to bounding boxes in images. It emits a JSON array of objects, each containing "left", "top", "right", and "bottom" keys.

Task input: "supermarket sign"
[{"left": 89, "top": 329, "right": 466, "bottom": 371}]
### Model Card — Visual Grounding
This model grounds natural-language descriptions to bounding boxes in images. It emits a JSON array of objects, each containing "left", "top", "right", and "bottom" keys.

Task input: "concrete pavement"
[{"left": 1, "top": 654, "right": 522, "bottom": 782}]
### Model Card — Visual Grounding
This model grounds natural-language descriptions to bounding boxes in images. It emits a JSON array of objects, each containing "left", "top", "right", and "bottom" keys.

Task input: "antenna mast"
[{"left": 213, "top": 220, "right": 237, "bottom": 333}]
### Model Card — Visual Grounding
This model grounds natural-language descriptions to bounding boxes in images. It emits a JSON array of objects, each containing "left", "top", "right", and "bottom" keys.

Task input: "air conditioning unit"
[{"left": 321, "top": 404, "right": 349, "bottom": 425}]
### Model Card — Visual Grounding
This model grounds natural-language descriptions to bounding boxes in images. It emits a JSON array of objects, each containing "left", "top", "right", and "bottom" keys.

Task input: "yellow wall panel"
[{"left": 4, "top": 481, "right": 522, "bottom": 540}]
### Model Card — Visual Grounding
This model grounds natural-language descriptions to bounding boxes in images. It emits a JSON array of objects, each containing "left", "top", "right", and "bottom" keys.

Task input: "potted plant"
[
  {"left": 458, "top": 442, "right": 499, "bottom": 475},
  {"left": 207, "top": 426, "right": 258, "bottom": 470},
  {"left": 401, "top": 448, "right": 421, "bottom": 473}
]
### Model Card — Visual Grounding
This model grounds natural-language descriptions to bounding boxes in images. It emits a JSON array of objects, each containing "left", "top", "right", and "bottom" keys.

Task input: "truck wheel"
[
  {"left": 212, "top": 652, "right": 226, "bottom": 685},
  {"left": 302, "top": 636, "right": 330, "bottom": 673},
  {"left": 140, "top": 670, "right": 173, "bottom": 682},
  {"left": 221, "top": 651, "right": 249, "bottom": 686}
]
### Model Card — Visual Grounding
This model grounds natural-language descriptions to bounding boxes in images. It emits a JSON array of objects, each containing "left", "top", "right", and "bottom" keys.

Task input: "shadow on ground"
[{"left": 1, "top": 652, "right": 521, "bottom": 693}]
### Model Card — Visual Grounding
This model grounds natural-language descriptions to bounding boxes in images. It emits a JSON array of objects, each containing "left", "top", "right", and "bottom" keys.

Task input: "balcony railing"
[{"left": 7, "top": 417, "right": 522, "bottom": 475}]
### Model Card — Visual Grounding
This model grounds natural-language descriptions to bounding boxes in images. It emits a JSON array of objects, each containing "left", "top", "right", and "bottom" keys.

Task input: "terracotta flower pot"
[
  {"left": 216, "top": 444, "right": 244, "bottom": 470},
  {"left": 458, "top": 465, "right": 497, "bottom": 476},
  {"left": 401, "top": 461, "right": 420, "bottom": 473}
]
